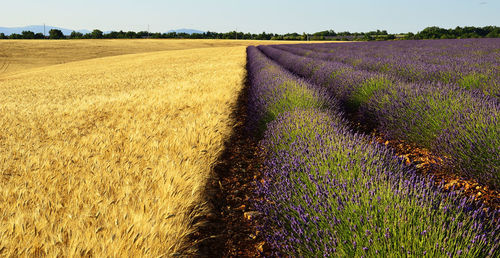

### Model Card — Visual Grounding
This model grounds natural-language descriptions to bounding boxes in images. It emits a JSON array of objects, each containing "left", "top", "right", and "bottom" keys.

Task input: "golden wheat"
[
  {"left": 0, "top": 46, "right": 248, "bottom": 256},
  {"left": 0, "top": 39, "right": 306, "bottom": 76}
]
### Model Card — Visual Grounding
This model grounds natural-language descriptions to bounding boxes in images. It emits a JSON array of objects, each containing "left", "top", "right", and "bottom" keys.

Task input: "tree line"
[
  {"left": 0, "top": 29, "right": 278, "bottom": 40},
  {"left": 307, "top": 26, "right": 500, "bottom": 40},
  {"left": 407, "top": 26, "right": 500, "bottom": 39},
  {"left": 1, "top": 26, "right": 499, "bottom": 41}
]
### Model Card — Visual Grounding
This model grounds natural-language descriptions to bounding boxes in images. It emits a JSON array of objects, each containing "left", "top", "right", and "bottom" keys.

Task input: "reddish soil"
[
  {"left": 346, "top": 112, "right": 499, "bottom": 211},
  {"left": 191, "top": 82, "right": 272, "bottom": 257},
  {"left": 371, "top": 130, "right": 500, "bottom": 209}
]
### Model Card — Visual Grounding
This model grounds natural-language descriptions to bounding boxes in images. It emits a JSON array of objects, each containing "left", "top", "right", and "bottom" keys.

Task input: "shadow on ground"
[{"left": 190, "top": 60, "right": 270, "bottom": 257}]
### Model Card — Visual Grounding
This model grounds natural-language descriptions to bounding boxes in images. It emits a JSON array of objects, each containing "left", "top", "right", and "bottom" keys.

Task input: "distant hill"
[
  {"left": 0, "top": 25, "right": 90, "bottom": 36},
  {"left": 166, "top": 28, "right": 206, "bottom": 34}
]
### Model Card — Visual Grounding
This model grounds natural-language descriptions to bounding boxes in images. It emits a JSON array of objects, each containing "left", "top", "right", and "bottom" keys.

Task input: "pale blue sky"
[{"left": 1, "top": 0, "right": 499, "bottom": 33}]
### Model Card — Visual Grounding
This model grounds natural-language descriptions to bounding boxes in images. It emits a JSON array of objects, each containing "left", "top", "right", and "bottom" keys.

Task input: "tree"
[
  {"left": 34, "top": 33, "right": 45, "bottom": 39},
  {"left": 91, "top": 29, "right": 103, "bottom": 39},
  {"left": 313, "top": 30, "right": 337, "bottom": 37},
  {"left": 0, "top": 33, "right": 6, "bottom": 39},
  {"left": 104, "top": 31, "right": 120, "bottom": 39},
  {"left": 21, "top": 30, "right": 35, "bottom": 39},
  {"left": 70, "top": 31, "right": 83, "bottom": 39},
  {"left": 484, "top": 26, "right": 500, "bottom": 38},
  {"left": 150, "top": 32, "right": 162, "bottom": 38},
  {"left": 486, "top": 30, "right": 499, "bottom": 38},
  {"left": 125, "top": 31, "right": 137, "bottom": 38},
  {"left": 9, "top": 33, "right": 22, "bottom": 39},
  {"left": 136, "top": 31, "right": 149, "bottom": 38},
  {"left": 417, "top": 26, "right": 448, "bottom": 39},
  {"left": 115, "top": 31, "right": 128, "bottom": 38},
  {"left": 49, "top": 29, "right": 65, "bottom": 39},
  {"left": 363, "top": 34, "right": 374, "bottom": 41},
  {"left": 404, "top": 32, "right": 415, "bottom": 40},
  {"left": 255, "top": 32, "right": 272, "bottom": 40}
]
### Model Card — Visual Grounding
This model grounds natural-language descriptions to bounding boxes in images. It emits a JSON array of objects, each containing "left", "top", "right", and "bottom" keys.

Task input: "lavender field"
[{"left": 247, "top": 39, "right": 500, "bottom": 256}]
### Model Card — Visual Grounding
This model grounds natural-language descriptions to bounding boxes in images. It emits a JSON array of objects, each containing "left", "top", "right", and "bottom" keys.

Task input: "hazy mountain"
[
  {"left": 0, "top": 25, "right": 90, "bottom": 36},
  {"left": 166, "top": 28, "right": 206, "bottom": 34}
]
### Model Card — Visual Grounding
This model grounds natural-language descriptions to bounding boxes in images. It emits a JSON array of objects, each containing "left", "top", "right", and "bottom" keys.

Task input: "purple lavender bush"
[
  {"left": 365, "top": 83, "right": 500, "bottom": 186},
  {"left": 257, "top": 109, "right": 499, "bottom": 257},
  {"left": 247, "top": 45, "right": 500, "bottom": 257},
  {"left": 258, "top": 44, "right": 500, "bottom": 190},
  {"left": 276, "top": 39, "right": 500, "bottom": 98},
  {"left": 257, "top": 45, "right": 390, "bottom": 111},
  {"left": 246, "top": 46, "right": 337, "bottom": 136}
]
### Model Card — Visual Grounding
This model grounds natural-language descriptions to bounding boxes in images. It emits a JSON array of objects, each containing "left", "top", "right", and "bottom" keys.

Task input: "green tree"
[
  {"left": 255, "top": 32, "right": 272, "bottom": 40},
  {"left": 91, "top": 29, "right": 103, "bottom": 39},
  {"left": 9, "top": 33, "right": 23, "bottom": 39},
  {"left": 49, "top": 29, "right": 65, "bottom": 39},
  {"left": 313, "top": 30, "right": 337, "bottom": 37},
  {"left": 484, "top": 26, "right": 500, "bottom": 38},
  {"left": 125, "top": 31, "right": 137, "bottom": 38},
  {"left": 34, "top": 33, "right": 45, "bottom": 39},
  {"left": 486, "top": 30, "right": 499, "bottom": 38},
  {"left": 404, "top": 32, "right": 415, "bottom": 39},
  {"left": 104, "top": 31, "right": 120, "bottom": 39},
  {"left": 21, "top": 30, "right": 35, "bottom": 39},
  {"left": 150, "top": 32, "right": 162, "bottom": 38},
  {"left": 363, "top": 34, "right": 374, "bottom": 41},
  {"left": 417, "top": 26, "right": 448, "bottom": 39},
  {"left": 115, "top": 31, "right": 127, "bottom": 38},
  {"left": 70, "top": 31, "right": 83, "bottom": 39},
  {"left": 136, "top": 31, "right": 149, "bottom": 38}
]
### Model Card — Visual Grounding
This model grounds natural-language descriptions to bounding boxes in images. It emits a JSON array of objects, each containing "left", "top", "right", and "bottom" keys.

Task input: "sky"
[{"left": 1, "top": 0, "right": 499, "bottom": 34}]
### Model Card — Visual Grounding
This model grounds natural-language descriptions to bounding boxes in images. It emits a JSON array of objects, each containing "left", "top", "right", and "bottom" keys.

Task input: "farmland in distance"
[{"left": 0, "top": 39, "right": 306, "bottom": 75}]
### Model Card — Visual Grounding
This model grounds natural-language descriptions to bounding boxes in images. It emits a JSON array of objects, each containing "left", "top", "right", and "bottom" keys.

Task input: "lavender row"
[
  {"left": 291, "top": 39, "right": 500, "bottom": 71},
  {"left": 247, "top": 46, "right": 500, "bottom": 256},
  {"left": 258, "top": 45, "right": 500, "bottom": 190},
  {"left": 275, "top": 39, "right": 500, "bottom": 98},
  {"left": 246, "top": 46, "right": 338, "bottom": 135},
  {"left": 306, "top": 39, "right": 499, "bottom": 82}
]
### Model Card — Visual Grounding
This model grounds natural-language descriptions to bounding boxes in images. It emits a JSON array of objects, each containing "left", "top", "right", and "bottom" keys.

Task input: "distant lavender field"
[
  {"left": 275, "top": 39, "right": 500, "bottom": 98},
  {"left": 258, "top": 39, "right": 499, "bottom": 190},
  {"left": 247, "top": 39, "right": 500, "bottom": 256}
]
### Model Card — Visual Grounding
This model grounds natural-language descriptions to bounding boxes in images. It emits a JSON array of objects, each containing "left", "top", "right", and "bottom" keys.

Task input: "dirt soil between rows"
[
  {"left": 347, "top": 114, "right": 500, "bottom": 211},
  {"left": 191, "top": 75, "right": 272, "bottom": 257}
]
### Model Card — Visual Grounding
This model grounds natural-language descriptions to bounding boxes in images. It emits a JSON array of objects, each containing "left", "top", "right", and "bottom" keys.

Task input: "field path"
[{"left": 192, "top": 76, "right": 274, "bottom": 256}]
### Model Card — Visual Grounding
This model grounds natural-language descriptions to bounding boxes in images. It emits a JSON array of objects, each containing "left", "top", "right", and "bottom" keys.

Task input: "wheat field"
[
  {"left": 0, "top": 43, "right": 253, "bottom": 256},
  {"left": 0, "top": 39, "right": 299, "bottom": 76}
]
